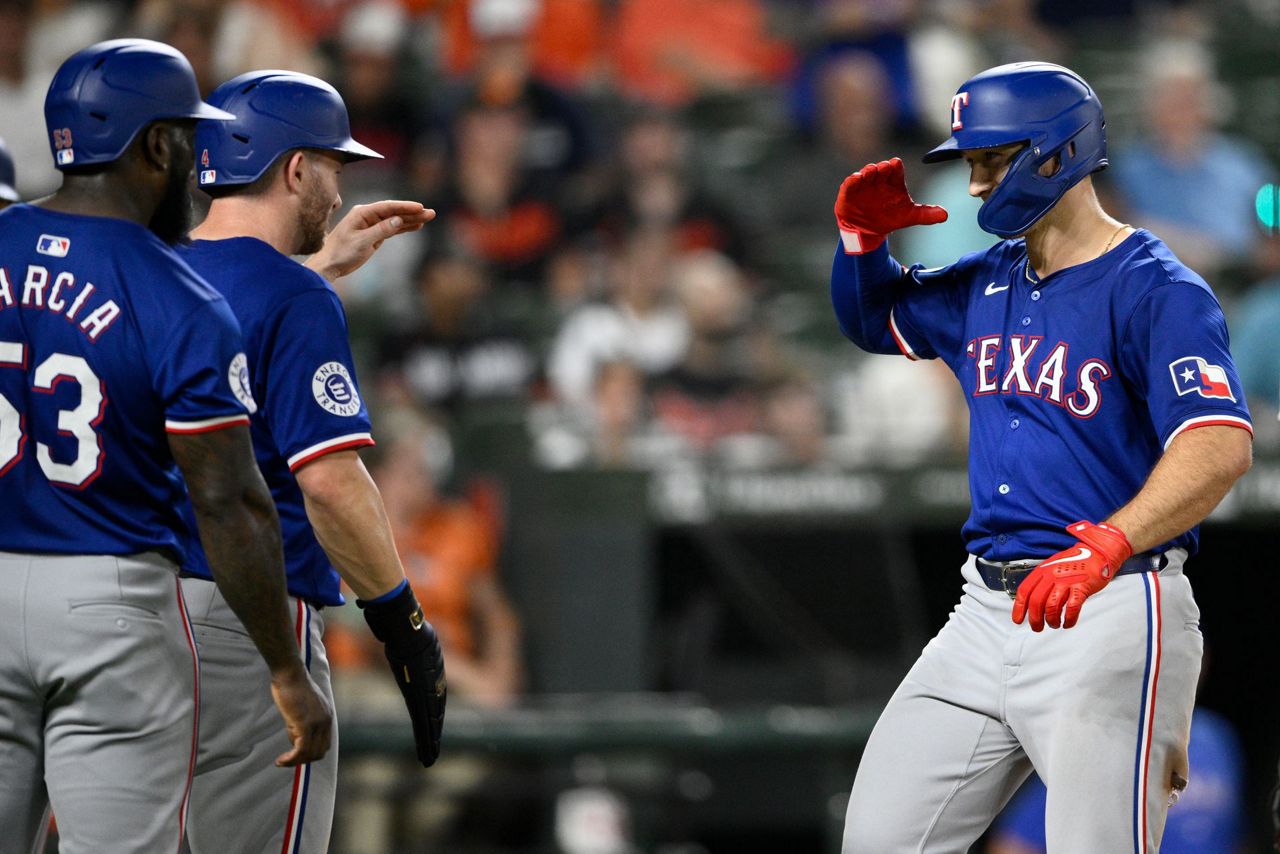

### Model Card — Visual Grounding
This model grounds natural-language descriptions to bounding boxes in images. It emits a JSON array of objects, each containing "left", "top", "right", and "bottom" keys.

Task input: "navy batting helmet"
[
  {"left": 44, "top": 39, "right": 234, "bottom": 171},
  {"left": 922, "top": 62, "right": 1107, "bottom": 238},
  {"left": 0, "top": 137, "right": 18, "bottom": 202},
  {"left": 195, "top": 70, "right": 381, "bottom": 189}
]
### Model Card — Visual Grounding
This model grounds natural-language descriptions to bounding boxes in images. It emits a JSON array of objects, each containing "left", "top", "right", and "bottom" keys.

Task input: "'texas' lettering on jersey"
[
  {"left": 966, "top": 334, "right": 1112, "bottom": 418},
  {"left": 0, "top": 264, "right": 121, "bottom": 342}
]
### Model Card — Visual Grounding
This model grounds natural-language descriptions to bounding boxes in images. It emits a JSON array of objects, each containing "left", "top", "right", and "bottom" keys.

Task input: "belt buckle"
[{"left": 1000, "top": 566, "right": 1020, "bottom": 599}]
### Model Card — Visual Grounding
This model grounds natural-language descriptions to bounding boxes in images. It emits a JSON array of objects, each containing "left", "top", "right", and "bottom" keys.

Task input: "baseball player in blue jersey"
[
  {"left": 831, "top": 63, "right": 1254, "bottom": 852},
  {"left": 0, "top": 40, "right": 330, "bottom": 854},
  {"left": 173, "top": 70, "right": 446, "bottom": 854},
  {"left": 0, "top": 137, "right": 19, "bottom": 209}
]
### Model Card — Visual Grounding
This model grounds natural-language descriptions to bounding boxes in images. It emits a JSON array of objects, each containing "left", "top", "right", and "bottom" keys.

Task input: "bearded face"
[
  {"left": 148, "top": 125, "right": 196, "bottom": 244},
  {"left": 295, "top": 152, "right": 341, "bottom": 256}
]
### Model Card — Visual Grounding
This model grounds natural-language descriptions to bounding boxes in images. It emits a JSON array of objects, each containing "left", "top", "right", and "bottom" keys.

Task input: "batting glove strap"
[
  {"left": 1067, "top": 520, "right": 1134, "bottom": 576},
  {"left": 358, "top": 584, "right": 447, "bottom": 766}
]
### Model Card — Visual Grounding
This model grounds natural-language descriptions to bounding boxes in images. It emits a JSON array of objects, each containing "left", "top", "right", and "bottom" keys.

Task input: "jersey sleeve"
[
  {"left": 154, "top": 299, "right": 256, "bottom": 434},
  {"left": 830, "top": 239, "right": 975, "bottom": 365},
  {"left": 1119, "top": 281, "right": 1253, "bottom": 448},
  {"left": 258, "top": 289, "right": 374, "bottom": 471}
]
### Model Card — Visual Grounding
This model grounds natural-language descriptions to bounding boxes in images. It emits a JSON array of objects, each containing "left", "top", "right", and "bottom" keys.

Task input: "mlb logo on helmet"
[
  {"left": 56, "top": 150, "right": 74, "bottom": 165},
  {"left": 199, "top": 170, "right": 217, "bottom": 184},
  {"left": 36, "top": 234, "right": 70, "bottom": 257},
  {"left": 1169, "top": 356, "right": 1235, "bottom": 401}
]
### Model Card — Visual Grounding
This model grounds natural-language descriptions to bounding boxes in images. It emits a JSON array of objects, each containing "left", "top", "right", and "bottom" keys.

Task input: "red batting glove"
[
  {"left": 834, "top": 157, "right": 948, "bottom": 255},
  {"left": 1011, "top": 521, "right": 1134, "bottom": 632}
]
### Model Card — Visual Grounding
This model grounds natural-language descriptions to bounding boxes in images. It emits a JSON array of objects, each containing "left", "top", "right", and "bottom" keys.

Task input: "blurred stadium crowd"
[
  {"left": 4, "top": 0, "right": 1280, "bottom": 850},
  {"left": 4, "top": 0, "right": 1279, "bottom": 477}
]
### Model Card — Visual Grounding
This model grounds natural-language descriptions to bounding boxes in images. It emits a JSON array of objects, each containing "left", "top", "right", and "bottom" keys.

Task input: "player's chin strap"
[{"left": 357, "top": 579, "right": 447, "bottom": 767}]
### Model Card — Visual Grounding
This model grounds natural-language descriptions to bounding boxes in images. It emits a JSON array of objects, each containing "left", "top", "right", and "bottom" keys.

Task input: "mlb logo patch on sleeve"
[
  {"left": 1169, "top": 356, "right": 1235, "bottom": 401},
  {"left": 36, "top": 234, "right": 70, "bottom": 257}
]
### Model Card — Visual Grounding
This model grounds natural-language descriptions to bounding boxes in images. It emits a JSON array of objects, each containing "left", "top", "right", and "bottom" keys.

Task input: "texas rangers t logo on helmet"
[
  {"left": 1169, "top": 356, "right": 1235, "bottom": 401},
  {"left": 950, "top": 92, "right": 970, "bottom": 130}
]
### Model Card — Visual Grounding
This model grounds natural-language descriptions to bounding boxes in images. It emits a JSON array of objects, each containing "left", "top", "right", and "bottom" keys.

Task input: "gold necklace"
[{"left": 1103, "top": 223, "right": 1130, "bottom": 255}]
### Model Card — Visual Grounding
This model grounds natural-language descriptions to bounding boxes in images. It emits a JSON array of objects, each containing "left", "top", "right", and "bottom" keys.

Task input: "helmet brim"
[
  {"left": 337, "top": 138, "right": 383, "bottom": 162},
  {"left": 922, "top": 132, "right": 1031, "bottom": 164},
  {"left": 190, "top": 102, "right": 237, "bottom": 122}
]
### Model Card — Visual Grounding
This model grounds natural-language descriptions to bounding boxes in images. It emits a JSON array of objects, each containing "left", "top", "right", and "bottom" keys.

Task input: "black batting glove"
[{"left": 357, "top": 581, "right": 446, "bottom": 766}]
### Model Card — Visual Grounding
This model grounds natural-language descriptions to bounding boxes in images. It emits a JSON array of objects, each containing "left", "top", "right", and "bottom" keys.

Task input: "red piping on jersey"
[
  {"left": 888, "top": 309, "right": 920, "bottom": 361},
  {"left": 175, "top": 578, "right": 200, "bottom": 854},
  {"left": 1168, "top": 417, "right": 1253, "bottom": 447},
  {"left": 287, "top": 437, "right": 375, "bottom": 473},
  {"left": 165, "top": 416, "right": 251, "bottom": 435},
  {"left": 280, "top": 600, "right": 307, "bottom": 854}
]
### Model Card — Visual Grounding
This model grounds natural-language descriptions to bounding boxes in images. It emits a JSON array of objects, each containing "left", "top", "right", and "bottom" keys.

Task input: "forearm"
[
  {"left": 193, "top": 486, "right": 304, "bottom": 674},
  {"left": 298, "top": 452, "right": 405, "bottom": 600},
  {"left": 830, "top": 240, "right": 906, "bottom": 354},
  {"left": 172, "top": 426, "right": 308, "bottom": 677},
  {"left": 1106, "top": 426, "right": 1253, "bottom": 553}
]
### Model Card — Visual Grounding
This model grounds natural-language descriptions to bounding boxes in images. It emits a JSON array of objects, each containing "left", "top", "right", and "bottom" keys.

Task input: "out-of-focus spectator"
[
  {"left": 612, "top": 0, "right": 792, "bottom": 107},
  {"left": 0, "top": 136, "right": 20, "bottom": 208},
  {"left": 377, "top": 249, "right": 537, "bottom": 414},
  {"left": 648, "top": 250, "right": 762, "bottom": 451},
  {"left": 531, "top": 356, "right": 669, "bottom": 469},
  {"left": 832, "top": 356, "right": 966, "bottom": 464},
  {"left": 547, "top": 225, "right": 689, "bottom": 410},
  {"left": 438, "top": 100, "right": 567, "bottom": 286},
  {"left": 131, "top": 0, "right": 322, "bottom": 90},
  {"left": 442, "top": 0, "right": 606, "bottom": 90},
  {"left": 0, "top": 0, "right": 60, "bottom": 198},
  {"left": 1229, "top": 241, "right": 1280, "bottom": 439},
  {"left": 443, "top": 0, "right": 597, "bottom": 190},
  {"left": 772, "top": 52, "right": 900, "bottom": 232},
  {"left": 759, "top": 375, "right": 832, "bottom": 468},
  {"left": 365, "top": 409, "right": 524, "bottom": 708},
  {"left": 595, "top": 108, "right": 751, "bottom": 262},
  {"left": 1112, "top": 42, "right": 1273, "bottom": 280},
  {"left": 332, "top": 0, "right": 436, "bottom": 189},
  {"left": 986, "top": 705, "right": 1247, "bottom": 854},
  {"left": 788, "top": 0, "right": 919, "bottom": 136}
]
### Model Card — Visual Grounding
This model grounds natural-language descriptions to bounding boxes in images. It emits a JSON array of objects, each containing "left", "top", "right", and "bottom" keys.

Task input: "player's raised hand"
[
  {"left": 270, "top": 665, "right": 334, "bottom": 767},
  {"left": 306, "top": 200, "right": 436, "bottom": 282},
  {"left": 1012, "top": 521, "right": 1134, "bottom": 631},
  {"left": 834, "top": 157, "right": 948, "bottom": 254}
]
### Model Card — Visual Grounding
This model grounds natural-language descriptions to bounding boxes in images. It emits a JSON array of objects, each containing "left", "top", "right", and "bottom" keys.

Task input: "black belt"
[{"left": 976, "top": 552, "right": 1166, "bottom": 599}]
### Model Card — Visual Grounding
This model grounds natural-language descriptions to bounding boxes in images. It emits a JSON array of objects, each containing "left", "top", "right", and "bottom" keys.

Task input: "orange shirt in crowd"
[
  {"left": 325, "top": 500, "right": 499, "bottom": 669},
  {"left": 442, "top": 0, "right": 606, "bottom": 88},
  {"left": 612, "top": 0, "right": 793, "bottom": 106},
  {"left": 396, "top": 501, "right": 499, "bottom": 659}
]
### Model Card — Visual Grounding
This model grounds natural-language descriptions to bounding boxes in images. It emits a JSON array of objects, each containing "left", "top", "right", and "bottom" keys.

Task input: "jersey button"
[
  {"left": 997, "top": 534, "right": 1009, "bottom": 544},
  {"left": 998, "top": 483, "right": 1011, "bottom": 494},
  {"left": 1021, "top": 316, "right": 1031, "bottom": 326},
  {"left": 1031, "top": 291, "right": 1041, "bottom": 301},
  {"left": 1010, "top": 419, "right": 1020, "bottom": 429}
]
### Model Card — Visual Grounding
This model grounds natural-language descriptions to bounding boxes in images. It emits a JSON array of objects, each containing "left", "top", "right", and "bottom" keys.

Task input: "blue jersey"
[
  {"left": 0, "top": 205, "right": 253, "bottom": 558},
  {"left": 176, "top": 237, "right": 373, "bottom": 606},
  {"left": 831, "top": 229, "right": 1252, "bottom": 559},
  {"left": 993, "top": 708, "right": 1246, "bottom": 852}
]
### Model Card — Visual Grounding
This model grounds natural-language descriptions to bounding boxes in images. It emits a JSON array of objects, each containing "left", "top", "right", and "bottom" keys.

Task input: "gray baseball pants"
[
  {"left": 180, "top": 577, "right": 336, "bottom": 854},
  {"left": 0, "top": 551, "right": 199, "bottom": 854},
  {"left": 843, "top": 552, "right": 1202, "bottom": 853}
]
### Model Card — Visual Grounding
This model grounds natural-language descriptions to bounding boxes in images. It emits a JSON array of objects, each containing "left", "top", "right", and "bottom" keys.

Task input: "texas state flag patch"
[{"left": 1169, "top": 356, "right": 1235, "bottom": 401}]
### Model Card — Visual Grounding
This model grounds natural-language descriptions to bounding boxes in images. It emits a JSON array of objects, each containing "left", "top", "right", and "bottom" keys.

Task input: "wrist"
[
  {"left": 1068, "top": 520, "right": 1134, "bottom": 567},
  {"left": 269, "top": 658, "right": 309, "bottom": 683},
  {"left": 837, "top": 224, "right": 886, "bottom": 255},
  {"left": 361, "top": 578, "right": 408, "bottom": 605}
]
